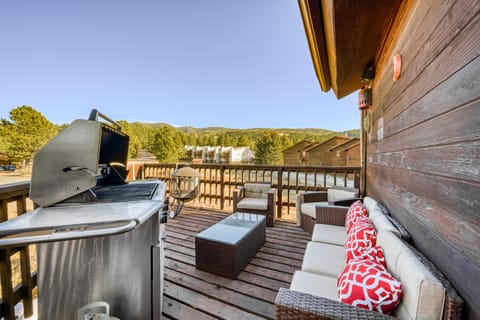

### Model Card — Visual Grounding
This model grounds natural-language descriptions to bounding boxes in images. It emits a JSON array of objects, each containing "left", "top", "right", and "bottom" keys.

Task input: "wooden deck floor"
[{"left": 162, "top": 206, "right": 310, "bottom": 320}]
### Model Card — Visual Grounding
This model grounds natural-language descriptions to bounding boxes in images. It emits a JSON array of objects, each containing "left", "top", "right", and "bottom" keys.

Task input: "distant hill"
[{"left": 139, "top": 123, "right": 359, "bottom": 138}]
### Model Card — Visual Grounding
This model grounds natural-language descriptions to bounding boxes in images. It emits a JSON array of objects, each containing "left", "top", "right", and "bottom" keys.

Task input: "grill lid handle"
[
  {"left": 0, "top": 220, "right": 137, "bottom": 247},
  {"left": 89, "top": 109, "right": 122, "bottom": 131}
]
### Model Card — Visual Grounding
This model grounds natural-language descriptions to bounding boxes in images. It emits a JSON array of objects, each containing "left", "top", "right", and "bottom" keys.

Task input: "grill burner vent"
[{"left": 93, "top": 183, "right": 159, "bottom": 202}]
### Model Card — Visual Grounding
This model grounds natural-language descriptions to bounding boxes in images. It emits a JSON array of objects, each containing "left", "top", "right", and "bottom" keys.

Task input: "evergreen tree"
[
  {"left": 2, "top": 106, "right": 59, "bottom": 163},
  {"left": 150, "top": 126, "right": 185, "bottom": 163},
  {"left": 217, "top": 133, "right": 234, "bottom": 146},
  {"left": 236, "top": 134, "right": 252, "bottom": 148},
  {"left": 0, "top": 119, "right": 11, "bottom": 152},
  {"left": 197, "top": 135, "right": 209, "bottom": 146},
  {"left": 254, "top": 131, "right": 284, "bottom": 165},
  {"left": 118, "top": 120, "right": 141, "bottom": 158},
  {"left": 207, "top": 135, "right": 217, "bottom": 146}
]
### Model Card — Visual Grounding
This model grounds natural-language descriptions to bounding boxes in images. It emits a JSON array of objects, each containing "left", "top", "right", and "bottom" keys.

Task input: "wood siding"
[
  {"left": 346, "top": 144, "right": 360, "bottom": 167},
  {"left": 329, "top": 139, "right": 361, "bottom": 167},
  {"left": 307, "top": 137, "right": 349, "bottom": 165},
  {"left": 329, "top": 150, "right": 347, "bottom": 166},
  {"left": 366, "top": 1, "right": 480, "bottom": 319},
  {"left": 282, "top": 141, "right": 313, "bottom": 165}
]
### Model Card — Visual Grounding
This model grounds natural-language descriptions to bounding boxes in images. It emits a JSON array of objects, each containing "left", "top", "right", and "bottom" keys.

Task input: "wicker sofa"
[
  {"left": 233, "top": 182, "right": 275, "bottom": 227},
  {"left": 275, "top": 197, "right": 463, "bottom": 320},
  {"left": 296, "top": 186, "right": 360, "bottom": 233}
]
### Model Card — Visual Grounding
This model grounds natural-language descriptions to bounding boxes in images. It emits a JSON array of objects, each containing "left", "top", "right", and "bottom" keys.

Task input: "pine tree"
[
  {"left": 254, "top": 131, "right": 284, "bottom": 165},
  {"left": 3, "top": 106, "right": 59, "bottom": 163},
  {"left": 150, "top": 126, "right": 185, "bottom": 163}
]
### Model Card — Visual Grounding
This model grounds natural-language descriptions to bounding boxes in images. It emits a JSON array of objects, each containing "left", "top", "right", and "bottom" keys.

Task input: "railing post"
[
  {"left": 20, "top": 246, "right": 34, "bottom": 317},
  {"left": 0, "top": 248, "right": 15, "bottom": 320},
  {"left": 17, "top": 195, "right": 34, "bottom": 317},
  {"left": 354, "top": 169, "right": 360, "bottom": 189},
  {"left": 220, "top": 165, "right": 225, "bottom": 210},
  {"left": 276, "top": 167, "right": 283, "bottom": 219}
]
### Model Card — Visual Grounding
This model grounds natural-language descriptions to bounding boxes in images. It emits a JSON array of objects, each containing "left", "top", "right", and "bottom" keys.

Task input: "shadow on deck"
[{"left": 163, "top": 206, "right": 310, "bottom": 320}]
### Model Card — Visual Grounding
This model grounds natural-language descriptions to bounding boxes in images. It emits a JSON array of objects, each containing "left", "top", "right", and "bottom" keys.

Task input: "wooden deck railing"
[
  {"left": 0, "top": 181, "right": 36, "bottom": 320},
  {"left": 0, "top": 164, "right": 359, "bottom": 319},
  {"left": 130, "top": 163, "right": 361, "bottom": 218}
]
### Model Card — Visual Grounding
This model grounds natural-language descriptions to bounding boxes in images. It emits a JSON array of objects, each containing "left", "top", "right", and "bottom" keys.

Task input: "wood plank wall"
[
  {"left": 308, "top": 137, "right": 349, "bottom": 165},
  {"left": 366, "top": 1, "right": 480, "bottom": 319}
]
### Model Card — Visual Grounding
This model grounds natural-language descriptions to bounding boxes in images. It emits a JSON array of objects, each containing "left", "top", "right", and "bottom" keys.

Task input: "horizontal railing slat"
[{"left": 134, "top": 163, "right": 360, "bottom": 218}]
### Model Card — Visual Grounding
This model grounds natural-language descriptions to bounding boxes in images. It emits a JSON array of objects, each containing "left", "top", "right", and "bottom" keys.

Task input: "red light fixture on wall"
[{"left": 393, "top": 53, "right": 402, "bottom": 81}]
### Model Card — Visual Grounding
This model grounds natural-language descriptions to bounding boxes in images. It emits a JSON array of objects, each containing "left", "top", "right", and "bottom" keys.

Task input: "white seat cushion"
[
  {"left": 237, "top": 198, "right": 268, "bottom": 210},
  {"left": 311, "top": 224, "right": 346, "bottom": 246},
  {"left": 290, "top": 270, "right": 338, "bottom": 301},
  {"left": 243, "top": 183, "right": 270, "bottom": 199},
  {"left": 377, "top": 230, "right": 446, "bottom": 320},
  {"left": 300, "top": 202, "right": 328, "bottom": 218},
  {"left": 301, "top": 241, "right": 345, "bottom": 277}
]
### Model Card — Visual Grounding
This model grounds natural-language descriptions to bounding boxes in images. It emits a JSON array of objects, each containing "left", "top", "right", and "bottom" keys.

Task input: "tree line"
[{"left": 0, "top": 106, "right": 358, "bottom": 166}]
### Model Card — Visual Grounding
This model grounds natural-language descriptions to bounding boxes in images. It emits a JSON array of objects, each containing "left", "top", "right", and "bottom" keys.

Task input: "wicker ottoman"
[{"left": 195, "top": 212, "right": 266, "bottom": 279}]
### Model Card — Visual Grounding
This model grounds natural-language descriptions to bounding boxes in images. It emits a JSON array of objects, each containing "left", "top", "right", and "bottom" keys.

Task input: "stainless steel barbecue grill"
[{"left": 0, "top": 109, "right": 167, "bottom": 320}]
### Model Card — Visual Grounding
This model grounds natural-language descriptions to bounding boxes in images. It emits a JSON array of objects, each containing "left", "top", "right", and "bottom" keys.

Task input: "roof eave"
[{"left": 298, "top": 0, "right": 331, "bottom": 93}]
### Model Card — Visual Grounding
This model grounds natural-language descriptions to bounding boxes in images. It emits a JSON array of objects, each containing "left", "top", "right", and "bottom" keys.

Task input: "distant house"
[
  {"left": 282, "top": 140, "right": 316, "bottom": 165},
  {"left": 329, "top": 138, "right": 360, "bottom": 167},
  {"left": 304, "top": 136, "right": 350, "bottom": 165},
  {"left": 185, "top": 146, "right": 207, "bottom": 161},
  {"left": 184, "top": 146, "right": 194, "bottom": 160},
  {"left": 236, "top": 147, "right": 255, "bottom": 163},
  {"left": 205, "top": 146, "right": 218, "bottom": 163},
  {"left": 222, "top": 147, "right": 255, "bottom": 163},
  {"left": 185, "top": 146, "right": 255, "bottom": 164},
  {"left": 219, "top": 147, "right": 232, "bottom": 163}
]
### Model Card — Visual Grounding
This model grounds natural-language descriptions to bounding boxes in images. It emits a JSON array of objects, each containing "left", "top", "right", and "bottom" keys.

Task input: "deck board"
[{"left": 163, "top": 206, "right": 310, "bottom": 320}]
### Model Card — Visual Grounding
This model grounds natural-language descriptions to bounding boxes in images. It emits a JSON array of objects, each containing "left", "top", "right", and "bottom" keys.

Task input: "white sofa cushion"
[
  {"left": 363, "top": 196, "right": 377, "bottom": 215},
  {"left": 311, "top": 224, "right": 346, "bottom": 246},
  {"left": 290, "top": 270, "right": 338, "bottom": 301},
  {"left": 327, "top": 188, "right": 359, "bottom": 202},
  {"left": 377, "top": 230, "right": 445, "bottom": 320},
  {"left": 243, "top": 183, "right": 270, "bottom": 199},
  {"left": 360, "top": 197, "right": 401, "bottom": 237},
  {"left": 370, "top": 208, "right": 401, "bottom": 238},
  {"left": 301, "top": 241, "right": 345, "bottom": 277},
  {"left": 237, "top": 198, "right": 268, "bottom": 210}
]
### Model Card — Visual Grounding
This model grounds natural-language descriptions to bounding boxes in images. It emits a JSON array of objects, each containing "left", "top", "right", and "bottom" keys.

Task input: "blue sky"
[{"left": 0, "top": 0, "right": 359, "bottom": 131}]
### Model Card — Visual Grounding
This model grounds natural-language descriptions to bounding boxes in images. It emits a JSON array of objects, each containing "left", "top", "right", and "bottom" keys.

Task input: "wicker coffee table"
[{"left": 195, "top": 212, "right": 266, "bottom": 279}]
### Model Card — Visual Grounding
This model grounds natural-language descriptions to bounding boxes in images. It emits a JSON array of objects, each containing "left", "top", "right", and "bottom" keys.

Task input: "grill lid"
[{"left": 30, "top": 110, "right": 129, "bottom": 207}]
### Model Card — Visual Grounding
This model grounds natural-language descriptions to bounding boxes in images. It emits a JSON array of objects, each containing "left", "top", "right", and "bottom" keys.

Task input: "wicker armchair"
[
  {"left": 233, "top": 182, "right": 275, "bottom": 227},
  {"left": 297, "top": 186, "right": 360, "bottom": 233}
]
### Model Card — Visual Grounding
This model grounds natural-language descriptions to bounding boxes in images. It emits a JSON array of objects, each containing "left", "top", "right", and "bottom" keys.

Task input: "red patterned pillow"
[
  {"left": 359, "top": 246, "right": 386, "bottom": 268},
  {"left": 337, "top": 258, "right": 402, "bottom": 314},
  {"left": 345, "top": 220, "right": 377, "bottom": 263},
  {"left": 345, "top": 202, "right": 368, "bottom": 233}
]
